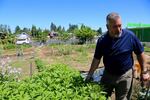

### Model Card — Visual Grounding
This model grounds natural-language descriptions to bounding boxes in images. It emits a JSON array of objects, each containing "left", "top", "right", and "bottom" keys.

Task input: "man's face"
[{"left": 107, "top": 18, "right": 122, "bottom": 38}]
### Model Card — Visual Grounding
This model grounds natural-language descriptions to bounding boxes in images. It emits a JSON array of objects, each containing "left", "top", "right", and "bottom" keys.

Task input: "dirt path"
[{"left": 1, "top": 47, "right": 150, "bottom": 72}]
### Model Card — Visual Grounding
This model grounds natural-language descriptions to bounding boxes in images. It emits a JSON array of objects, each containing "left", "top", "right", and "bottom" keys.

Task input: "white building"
[{"left": 16, "top": 32, "right": 31, "bottom": 45}]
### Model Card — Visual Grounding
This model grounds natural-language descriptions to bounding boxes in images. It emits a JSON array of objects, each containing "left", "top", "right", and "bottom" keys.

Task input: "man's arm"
[
  {"left": 136, "top": 52, "right": 149, "bottom": 81},
  {"left": 137, "top": 52, "right": 146, "bottom": 73},
  {"left": 85, "top": 57, "right": 101, "bottom": 81}
]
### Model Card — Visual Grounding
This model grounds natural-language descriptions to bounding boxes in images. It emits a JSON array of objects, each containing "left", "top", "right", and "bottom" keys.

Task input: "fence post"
[{"left": 29, "top": 60, "right": 32, "bottom": 77}]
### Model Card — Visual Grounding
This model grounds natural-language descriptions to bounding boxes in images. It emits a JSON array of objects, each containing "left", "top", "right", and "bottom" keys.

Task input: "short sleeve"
[
  {"left": 132, "top": 35, "right": 144, "bottom": 55},
  {"left": 94, "top": 37, "right": 103, "bottom": 59}
]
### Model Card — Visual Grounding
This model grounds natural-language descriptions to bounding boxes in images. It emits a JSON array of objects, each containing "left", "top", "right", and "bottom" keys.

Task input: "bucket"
[{"left": 81, "top": 67, "right": 104, "bottom": 83}]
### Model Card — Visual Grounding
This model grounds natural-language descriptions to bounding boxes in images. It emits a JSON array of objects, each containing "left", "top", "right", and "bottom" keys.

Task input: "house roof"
[{"left": 16, "top": 32, "right": 30, "bottom": 39}]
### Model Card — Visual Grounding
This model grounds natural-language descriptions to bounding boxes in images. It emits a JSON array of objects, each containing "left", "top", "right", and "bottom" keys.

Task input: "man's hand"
[
  {"left": 85, "top": 75, "right": 93, "bottom": 82},
  {"left": 140, "top": 71, "right": 149, "bottom": 87},
  {"left": 140, "top": 71, "right": 149, "bottom": 88},
  {"left": 85, "top": 58, "right": 100, "bottom": 82},
  {"left": 141, "top": 71, "right": 150, "bottom": 81}
]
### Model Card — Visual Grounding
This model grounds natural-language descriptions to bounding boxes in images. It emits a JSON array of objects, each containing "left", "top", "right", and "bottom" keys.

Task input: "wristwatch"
[{"left": 142, "top": 70, "right": 148, "bottom": 74}]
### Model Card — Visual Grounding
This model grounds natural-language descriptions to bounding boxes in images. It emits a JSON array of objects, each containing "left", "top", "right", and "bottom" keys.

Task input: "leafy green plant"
[
  {"left": 35, "top": 59, "right": 45, "bottom": 72},
  {"left": 3, "top": 43, "right": 16, "bottom": 50},
  {"left": 0, "top": 61, "right": 106, "bottom": 99}
]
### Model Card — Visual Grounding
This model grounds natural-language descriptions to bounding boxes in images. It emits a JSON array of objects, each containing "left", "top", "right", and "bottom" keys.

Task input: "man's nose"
[{"left": 116, "top": 27, "right": 121, "bottom": 33}]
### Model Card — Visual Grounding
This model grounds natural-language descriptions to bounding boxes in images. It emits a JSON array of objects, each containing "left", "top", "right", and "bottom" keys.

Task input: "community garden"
[
  {"left": 0, "top": 43, "right": 150, "bottom": 99},
  {"left": 0, "top": 24, "right": 150, "bottom": 99},
  {"left": 0, "top": 44, "right": 108, "bottom": 99}
]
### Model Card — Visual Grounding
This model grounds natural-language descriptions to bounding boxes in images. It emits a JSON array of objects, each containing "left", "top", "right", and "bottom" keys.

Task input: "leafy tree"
[
  {"left": 75, "top": 25, "right": 96, "bottom": 44},
  {"left": 58, "top": 32, "right": 71, "bottom": 42},
  {"left": 8, "top": 27, "right": 12, "bottom": 34},
  {"left": 23, "top": 27, "right": 30, "bottom": 34},
  {"left": 37, "top": 28, "right": 42, "bottom": 38},
  {"left": 97, "top": 27, "right": 102, "bottom": 36},
  {"left": 0, "top": 24, "right": 7, "bottom": 32},
  {"left": 7, "top": 34, "right": 16, "bottom": 44},
  {"left": 14, "top": 26, "right": 21, "bottom": 34},
  {"left": 0, "top": 32, "right": 7, "bottom": 40},
  {"left": 36, "top": 29, "right": 49, "bottom": 44},
  {"left": 0, "top": 24, "right": 12, "bottom": 37},
  {"left": 43, "top": 29, "right": 49, "bottom": 37},
  {"left": 67, "top": 24, "right": 78, "bottom": 33}
]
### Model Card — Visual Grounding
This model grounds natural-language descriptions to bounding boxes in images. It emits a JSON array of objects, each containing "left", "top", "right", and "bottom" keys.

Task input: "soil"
[{"left": 2, "top": 46, "right": 150, "bottom": 71}]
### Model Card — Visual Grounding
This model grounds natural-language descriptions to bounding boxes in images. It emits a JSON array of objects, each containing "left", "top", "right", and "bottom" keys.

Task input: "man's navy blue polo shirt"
[{"left": 94, "top": 29, "right": 144, "bottom": 75}]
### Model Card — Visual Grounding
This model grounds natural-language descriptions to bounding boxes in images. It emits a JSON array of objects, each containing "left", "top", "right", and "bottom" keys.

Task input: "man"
[{"left": 85, "top": 12, "right": 149, "bottom": 100}]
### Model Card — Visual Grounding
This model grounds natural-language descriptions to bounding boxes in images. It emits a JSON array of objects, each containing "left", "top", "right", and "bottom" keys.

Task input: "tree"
[
  {"left": 62, "top": 27, "right": 65, "bottom": 32},
  {"left": 35, "top": 28, "right": 41, "bottom": 38},
  {"left": 50, "top": 22, "right": 57, "bottom": 31},
  {"left": 97, "top": 27, "right": 102, "bottom": 36},
  {"left": 42, "top": 29, "right": 49, "bottom": 37},
  {"left": 75, "top": 25, "right": 96, "bottom": 44},
  {"left": 8, "top": 26, "right": 12, "bottom": 34},
  {"left": 31, "top": 25, "right": 37, "bottom": 37},
  {"left": 57, "top": 25, "right": 62, "bottom": 33},
  {"left": 14, "top": 26, "right": 21, "bottom": 34},
  {"left": 0, "top": 24, "right": 11, "bottom": 39},
  {"left": 57, "top": 25, "right": 66, "bottom": 34},
  {"left": 0, "top": 32, "right": 6, "bottom": 39},
  {"left": 58, "top": 32, "right": 71, "bottom": 42},
  {"left": 67, "top": 24, "right": 78, "bottom": 33},
  {"left": 37, "top": 29, "right": 49, "bottom": 45},
  {"left": 23, "top": 27, "right": 30, "bottom": 34}
]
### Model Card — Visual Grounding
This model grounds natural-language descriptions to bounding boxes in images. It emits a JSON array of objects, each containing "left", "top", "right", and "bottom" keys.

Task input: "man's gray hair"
[{"left": 106, "top": 12, "right": 121, "bottom": 25}]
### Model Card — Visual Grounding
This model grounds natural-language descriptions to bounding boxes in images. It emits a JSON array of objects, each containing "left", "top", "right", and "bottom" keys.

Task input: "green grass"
[
  {"left": 10, "top": 60, "right": 30, "bottom": 68},
  {"left": 144, "top": 47, "right": 150, "bottom": 52}
]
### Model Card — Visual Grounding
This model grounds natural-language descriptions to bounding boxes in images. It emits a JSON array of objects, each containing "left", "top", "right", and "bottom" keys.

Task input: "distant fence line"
[{"left": 32, "top": 37, "right": 98, "bottom": 46}]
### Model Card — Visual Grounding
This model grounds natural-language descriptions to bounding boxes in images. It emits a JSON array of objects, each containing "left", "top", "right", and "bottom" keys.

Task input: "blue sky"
[{"left": 0, "top": 0, "right": 150, "bottom": 32}]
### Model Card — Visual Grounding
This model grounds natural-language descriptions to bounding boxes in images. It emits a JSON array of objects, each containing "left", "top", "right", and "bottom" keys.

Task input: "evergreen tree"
[
  {"left": 15, "top": 26, "right": 21, "bottom": 34},
  {"left": 31, "top": 25, "right": 37, "bottom": 37},
  {"left": 50, "top": 22, "right": 57, "bottom": 31}
]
